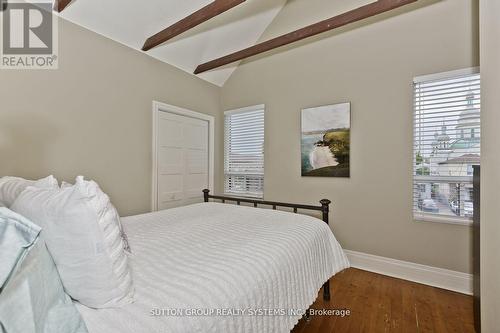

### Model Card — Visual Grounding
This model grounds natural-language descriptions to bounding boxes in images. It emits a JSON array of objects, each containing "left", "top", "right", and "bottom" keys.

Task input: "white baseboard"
[{"left": 344, "top": 250, "right": 473, "bottom": 295}]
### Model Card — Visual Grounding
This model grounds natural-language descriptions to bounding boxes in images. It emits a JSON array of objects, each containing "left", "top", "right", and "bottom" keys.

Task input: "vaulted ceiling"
[{"left": 59, "top": 0, "right": 287, "bottom": 86}]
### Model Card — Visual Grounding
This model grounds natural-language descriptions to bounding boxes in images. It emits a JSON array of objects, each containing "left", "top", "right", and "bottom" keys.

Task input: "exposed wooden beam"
[
  {"left": 142, "top": 0, "right": 246, "bottom": 52},
  {"left": 53, "top": 0, "right": 73, "bottom": 12},
  {"left": 194, "top": 0, "right": 418, "bottom": 74}
]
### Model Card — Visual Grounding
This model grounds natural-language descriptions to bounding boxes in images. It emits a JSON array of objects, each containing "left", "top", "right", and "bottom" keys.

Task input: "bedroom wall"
[
  {"left": 220, "top": 0, "right": 479, "bottom": 273},
  {"left": 0, "top": 18, "right": 222, "bottom": 216},
  {"left": 479, "top": 0, "right": 500, "bottom": 329}
]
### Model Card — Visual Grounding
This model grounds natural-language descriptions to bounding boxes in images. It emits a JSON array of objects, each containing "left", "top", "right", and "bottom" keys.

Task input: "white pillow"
[
  {"left": 0, "top": 175, "right": 58, "bottom": 207},
  {"left": 10, "top": 176, "right": 134, "bottom": 308},
  {"left": 61, "top": 178, "right": 130, "bottom": 252}
]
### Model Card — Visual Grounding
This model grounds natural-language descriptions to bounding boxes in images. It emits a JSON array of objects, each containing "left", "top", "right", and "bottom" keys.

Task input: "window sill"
[
  {"left": 223, "top": 192, "right": 264, "bottom": 200},
  {"left": 414, "top": 214, "right": 473, "bottom": 226}
]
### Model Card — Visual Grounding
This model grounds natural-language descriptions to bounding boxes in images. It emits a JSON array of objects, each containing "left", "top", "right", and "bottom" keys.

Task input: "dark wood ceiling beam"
[
  {"left": 142, "top": 0, "right": 246, "bottom": 52},
  {"left": 194, "top": 0, "right": 418, "bottom": 74},
  {"left": 53, "top": 0, "right": 73, "bottom": 12}
]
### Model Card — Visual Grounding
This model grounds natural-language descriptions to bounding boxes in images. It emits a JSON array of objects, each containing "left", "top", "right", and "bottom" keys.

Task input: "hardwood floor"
[{"left": 292, "top": 268, "right": 475, "bottom": 333}]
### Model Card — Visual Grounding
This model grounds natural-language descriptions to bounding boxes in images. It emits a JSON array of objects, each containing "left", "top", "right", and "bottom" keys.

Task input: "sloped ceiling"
[{"left": 59, "top": 0, "right": 287, "bottom": 86}]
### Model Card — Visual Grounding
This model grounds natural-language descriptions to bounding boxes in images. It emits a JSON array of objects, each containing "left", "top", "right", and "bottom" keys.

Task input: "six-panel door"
[{"left": 157, "top": 111, "right": 209, "bottom": 210}]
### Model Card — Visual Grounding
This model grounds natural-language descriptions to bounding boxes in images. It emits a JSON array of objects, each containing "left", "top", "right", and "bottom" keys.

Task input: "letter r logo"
[{"left": 2, "top": 1, "right": 52, "bottom": 55}]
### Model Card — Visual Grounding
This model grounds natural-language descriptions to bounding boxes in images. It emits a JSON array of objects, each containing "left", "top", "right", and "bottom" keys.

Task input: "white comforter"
[{"left": 76, "top": 203, "right": 349, "bottom": 333}]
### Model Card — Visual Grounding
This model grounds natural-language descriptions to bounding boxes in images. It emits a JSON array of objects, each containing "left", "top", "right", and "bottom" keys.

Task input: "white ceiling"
[{"left": 59, "top": 0, "right": 287, "bottom": 86}]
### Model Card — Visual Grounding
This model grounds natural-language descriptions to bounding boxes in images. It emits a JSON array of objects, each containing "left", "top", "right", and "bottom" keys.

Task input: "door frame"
[{"left": 152, "top": 101, "right": 215, "bottom": 211}]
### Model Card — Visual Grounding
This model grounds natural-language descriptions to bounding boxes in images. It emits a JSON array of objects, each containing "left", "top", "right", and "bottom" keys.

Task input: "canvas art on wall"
[{"left": 301, "top": 103, "right": 350, "bottom": 177}]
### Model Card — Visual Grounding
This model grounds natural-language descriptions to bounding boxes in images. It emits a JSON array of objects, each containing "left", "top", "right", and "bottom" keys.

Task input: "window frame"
[
  {"left": 224, "top": 104, "right": 265, "bottom": 199},
  {"left": 412, "top": 67, "right": 480, "bottom": 226}
]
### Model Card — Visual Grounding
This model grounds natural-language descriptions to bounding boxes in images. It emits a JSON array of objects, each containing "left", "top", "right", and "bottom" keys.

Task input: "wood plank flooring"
[{"left": 292, "top": 268, "right": 475, "bottom": 333}]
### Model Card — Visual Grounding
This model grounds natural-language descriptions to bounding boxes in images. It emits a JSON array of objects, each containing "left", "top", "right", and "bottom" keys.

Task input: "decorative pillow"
[
  {"left": 10, "top": 177, "right": 134, "bottom": 308},
  {"left": 0, "top": 207, "right": 40, "bottom": 288},
  {"left": 0, "top": 175, "right": 58, "bottom": 207},
  {"left": 61, "top": 178, "right": 130, "bottom": 253},
  {"left": 0, "top": 208, "right": 88, "bottom": 333}
]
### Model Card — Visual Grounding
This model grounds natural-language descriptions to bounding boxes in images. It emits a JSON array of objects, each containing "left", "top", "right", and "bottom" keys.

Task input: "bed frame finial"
[
  {"left": 320, "top": 199, "right": 331, "bottom": 225},
  {"left": 203, "top": 189, "right": 210, "bottom": 202}
]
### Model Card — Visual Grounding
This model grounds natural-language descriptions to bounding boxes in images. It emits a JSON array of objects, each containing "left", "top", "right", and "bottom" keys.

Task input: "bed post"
[
  {"left": 320, "top": 199, "right": 331, "bottom": 225},
  {"left": 320, "top": 198, "right": 331, "bottom": 301},
  {"left": 203, "top": 189, "right": 210, "bottom": 203}
]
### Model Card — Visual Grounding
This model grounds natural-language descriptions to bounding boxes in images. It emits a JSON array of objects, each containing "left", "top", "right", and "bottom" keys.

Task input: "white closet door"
[{"left": 156, "top": 111, "right": 209, "bottom": 210}]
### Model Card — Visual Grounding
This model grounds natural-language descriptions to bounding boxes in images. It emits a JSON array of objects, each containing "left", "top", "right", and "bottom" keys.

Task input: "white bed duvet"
[{"left": 76, "top": 203, "right": 349, "bottom": 333}]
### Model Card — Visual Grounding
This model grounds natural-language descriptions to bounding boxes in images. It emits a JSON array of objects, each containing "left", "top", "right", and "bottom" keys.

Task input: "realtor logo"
[{"left": 1, "top": 0, "right": 58, "bottom": 69}]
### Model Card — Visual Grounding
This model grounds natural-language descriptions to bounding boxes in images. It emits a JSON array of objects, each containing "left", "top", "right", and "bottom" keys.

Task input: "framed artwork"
[{"left": 301, "top": 103, "right": 350, "bottom": 177}]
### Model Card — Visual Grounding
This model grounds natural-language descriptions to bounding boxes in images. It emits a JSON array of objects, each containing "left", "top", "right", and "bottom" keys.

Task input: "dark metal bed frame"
[{"left": 202, "top": 189, "right": 332, "bottom": 301}]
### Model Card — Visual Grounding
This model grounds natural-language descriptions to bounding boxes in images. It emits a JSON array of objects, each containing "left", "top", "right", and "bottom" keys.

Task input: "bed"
[{"left": 76, "top": 191, "right": 349, "bottom": 333}]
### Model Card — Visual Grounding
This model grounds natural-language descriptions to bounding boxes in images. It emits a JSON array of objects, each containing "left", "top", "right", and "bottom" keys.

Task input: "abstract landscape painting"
[{"left": 301, "top": 103, "right": 350, "bottom": 177}]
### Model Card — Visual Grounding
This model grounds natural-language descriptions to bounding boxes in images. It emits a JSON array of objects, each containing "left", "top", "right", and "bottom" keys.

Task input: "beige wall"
[
  {"left": 221, "top": 0, "right": 479, "bottom": 273},
  {"left": 0, "top": 19, "right": 222, "bottom": 216},
  {"left": 480, "top": 0, "right": 500, "bottom": 329}
]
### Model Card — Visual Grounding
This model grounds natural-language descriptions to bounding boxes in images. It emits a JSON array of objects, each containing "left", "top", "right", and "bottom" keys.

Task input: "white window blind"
[
  {"left": 224, "top": 105, "right": 265, "bottom": 198},
  {"left": 413, "top": 68, "right": 480, "bottom": 224}
]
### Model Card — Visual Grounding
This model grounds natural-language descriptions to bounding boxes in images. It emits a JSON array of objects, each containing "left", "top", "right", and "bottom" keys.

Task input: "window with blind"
[
  {"left": 224, "top": 105, "right": 265, "bottom": 198},
  {"left": 413, "top": 68, "right": 480, "bottom": 224}
]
